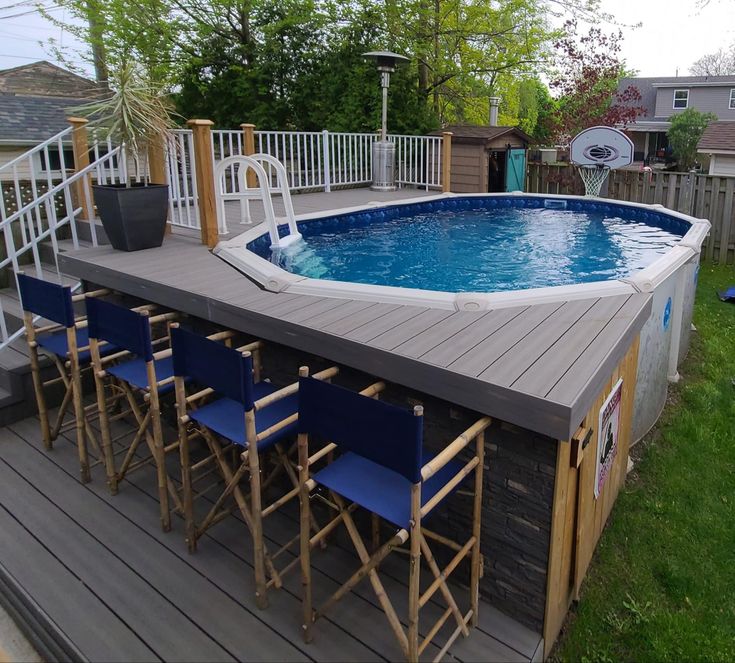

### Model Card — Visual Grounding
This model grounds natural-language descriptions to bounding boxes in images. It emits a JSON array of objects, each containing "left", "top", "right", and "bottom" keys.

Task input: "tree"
[
  {"left": 689, "top": 46, "right": 735, "bottom": 76},
  {"left": 666, "top": 108, "right": 716, "bottom": 171},
  {"left": 548, "top": 20, "right": 645, "bottom": 143}
]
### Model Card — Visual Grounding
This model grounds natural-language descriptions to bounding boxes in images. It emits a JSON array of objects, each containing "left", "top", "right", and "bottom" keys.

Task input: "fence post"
[
  {"left": 148, "top": 133, "right": 170, "bottom": 234},
  {"left": 442, "top": 131, "right": 453, "bottom": 193},
  {"left": 241, "top": 123, "right": 257, "bottom": 188},
  {"left": 322, "top": 129, "right": 331, "bottom": 193},
  {"left": 187, "top": 119, "right": 218, "bottom": 248},
  {"left": 67, "top": 117, "right": 94, "bottom": 220}
]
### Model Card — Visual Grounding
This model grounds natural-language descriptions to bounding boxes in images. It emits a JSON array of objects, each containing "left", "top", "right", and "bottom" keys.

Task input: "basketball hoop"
[
  {"left": 578, "top": 164, "right": 610, "bottom": 197},
  {"left": 569, "top": 126, "right": 634, "bottom": 197}
]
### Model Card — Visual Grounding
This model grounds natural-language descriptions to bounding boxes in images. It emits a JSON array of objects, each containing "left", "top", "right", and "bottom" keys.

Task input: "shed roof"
[
  {"left": 430, "top": 125, "right": 532, "bottom": 145},
  {"left": 0, "top": 93, "right": 90, "bottom": 143},
  {"left": 697, "top": 121, "right": 735, "bottom": 152}
]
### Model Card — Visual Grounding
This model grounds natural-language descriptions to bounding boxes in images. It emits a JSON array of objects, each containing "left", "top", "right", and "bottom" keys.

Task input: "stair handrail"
[{"left": 0, "top": 127, "right": 73, "bottom": 181}]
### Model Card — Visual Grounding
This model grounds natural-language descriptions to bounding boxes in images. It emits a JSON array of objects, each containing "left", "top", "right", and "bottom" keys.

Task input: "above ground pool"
[
  {"left": 252, "top": 201, "right": 685, "bottom": 293},
  {"left": 215, "top": 192, "right": 710, "bottom": 443}
]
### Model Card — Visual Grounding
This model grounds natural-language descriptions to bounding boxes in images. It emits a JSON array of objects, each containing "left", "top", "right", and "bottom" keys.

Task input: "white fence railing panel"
[{"left": 166, "top": 128, "right": 443, "bottom": 229}]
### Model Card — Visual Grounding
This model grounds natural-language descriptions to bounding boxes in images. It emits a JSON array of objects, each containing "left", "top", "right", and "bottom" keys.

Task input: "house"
[
  {"left": 617, "top": 75, "right": 735, "bottom": 164},
  {"left": 0, "top": 61, "right": 104, "bottom": 178},
  {"left": 697, "top": 121, "right": 735, "bottom": 175}
]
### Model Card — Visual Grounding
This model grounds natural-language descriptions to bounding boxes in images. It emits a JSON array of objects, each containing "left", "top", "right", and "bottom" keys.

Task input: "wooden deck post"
[
  {"left": 187, "top": 119, "right": 218, "bottom": 248},
  {"left": 241, "top": 123, "right": 257, "bottom": 188},
  {"left": 148, "top": 133, "right": 171, "bottom": 234},
  {"left": 67, "top": 117, "right": 94, "bottom": 220},
  {"left": 442, "top": 131, "right": 453, "bottom": 193}
]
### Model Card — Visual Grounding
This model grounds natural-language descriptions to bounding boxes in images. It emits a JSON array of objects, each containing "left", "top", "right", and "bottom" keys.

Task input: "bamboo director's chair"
[
  {"left": 86, "top": 297, "right": 182, "bottom": 532},
  {"left": 297, "top": 375, "right": 491, "bottom": 662},
  {"left": 170, "top": 325, "right": 338, "bottom": 609},
  {"left": 18, "top": 273, "right": 116, "bottom": 483}
]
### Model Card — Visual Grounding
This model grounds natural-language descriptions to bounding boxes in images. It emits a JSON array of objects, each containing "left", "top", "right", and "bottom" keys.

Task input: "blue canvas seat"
[
  {"left": 107, "top": 355, "right": 176, "bottom": 394},
  {"left": 313, "top": 452, "right": 463, "bottom": 530},
  {"left": 188, "top": 388, "right": 298, "bottom": 452},
  {"left": 171, "top": 325, "right": 337, "bottom": 608},
  {"left": 37, "top": 326, "right": 117, "bottom": 364},
  {"left": 18, "top": 272, "right": 112, "bottom": 484},
  {"left": 86, "top": 297, "right": 181, "bottom": 532},
  {"left": 297, "top": 375, "right": 491, "bottom": 660}
]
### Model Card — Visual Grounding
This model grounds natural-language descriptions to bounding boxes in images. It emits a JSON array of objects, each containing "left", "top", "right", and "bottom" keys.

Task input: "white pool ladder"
[{"left": 214, "top": 153, "right": 302, "bottom": 249}]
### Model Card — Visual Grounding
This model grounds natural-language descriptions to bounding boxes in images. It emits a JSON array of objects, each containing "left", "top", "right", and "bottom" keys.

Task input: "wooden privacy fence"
[{"left": 526, "top": 163, "right": 735, "bottom": 265}]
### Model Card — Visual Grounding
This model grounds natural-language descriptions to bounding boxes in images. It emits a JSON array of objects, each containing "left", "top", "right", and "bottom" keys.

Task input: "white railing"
[
  {"left": 166, "top": 130, "right": 199, "bottom": 229},
  {"left": 0, "top": 148, "right": 119, "bottom": 350},
  {"left": 0, "top": 127, "right": 74, "bottom": 226},
  {"left": 168, "top": 128, "right": 442, "bottom": 230},
  {"left": 389, "top": 134, "right": 443, "bottom": 190}
]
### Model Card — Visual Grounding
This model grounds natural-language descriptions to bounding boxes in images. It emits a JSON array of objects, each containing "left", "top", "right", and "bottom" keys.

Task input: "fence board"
[{"left": 526, "top": 163, "right": 735, "bottom": 264}]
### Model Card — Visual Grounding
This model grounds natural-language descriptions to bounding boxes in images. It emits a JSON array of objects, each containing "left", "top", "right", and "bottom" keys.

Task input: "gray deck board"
[
  {"left": 0, "top": 504, "right": 157, "bottom": 663},
  {"left": 481, "top": 298, "right": 601, "bottom": 385},
  {"left": 368, "top": 309, "right": 455, "bottom": 351},
  {"left": 448, "top": 302, "right": 565, "bottom": 376},
  {"left": 511, "top": 295, "right": 631, "bottom": 397},
  {"left": 59, "top": 236, "right": 652, "bottom": 440},
  {"left": 0, "top": 449, "right": 235, "bottom": 662}
]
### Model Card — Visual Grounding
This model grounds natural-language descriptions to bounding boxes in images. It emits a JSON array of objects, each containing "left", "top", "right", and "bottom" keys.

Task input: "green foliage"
[
  {"left": 667, "top": 108, "right": 717, "bottom": 171},
  {"left": 46, "top": 0, "right": 599, "bottom": 133},
  {"left": 554, "top": 264, "right": 735, "bottom": 663},
  {"left": 69, "top": 61, "right": 176, "bottom": 160}
]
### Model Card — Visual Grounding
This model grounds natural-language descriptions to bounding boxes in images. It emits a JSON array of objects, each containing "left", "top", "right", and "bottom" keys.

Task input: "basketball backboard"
[{"left": 570, "top": 126, "right": 634, "bottom": 170}]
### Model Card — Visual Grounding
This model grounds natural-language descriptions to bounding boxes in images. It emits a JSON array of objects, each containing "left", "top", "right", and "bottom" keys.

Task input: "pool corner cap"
[{"left": 455, "top": 293, "right": 491, "bottom": 312}]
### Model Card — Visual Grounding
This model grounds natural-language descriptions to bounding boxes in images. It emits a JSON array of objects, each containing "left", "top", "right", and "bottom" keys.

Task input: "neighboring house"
[
  {"left": 617, "top": 75, "right": 735, "bottom": 164},
  {"left": 697, "top": 121, "right": 735, "bottom": 176},
  {"left": 0, "top": 61, "right": 104, "bottom": 180}
]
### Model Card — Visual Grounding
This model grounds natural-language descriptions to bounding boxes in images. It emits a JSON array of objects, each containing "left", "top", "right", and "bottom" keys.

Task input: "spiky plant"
[{"left": 70, "top": 62, "right": 177, "bottom": 185}]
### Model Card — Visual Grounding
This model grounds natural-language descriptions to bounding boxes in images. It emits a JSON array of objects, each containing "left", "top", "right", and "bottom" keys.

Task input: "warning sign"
[{"left": 595, "top": 378, "right": 623, "bottom": 499}]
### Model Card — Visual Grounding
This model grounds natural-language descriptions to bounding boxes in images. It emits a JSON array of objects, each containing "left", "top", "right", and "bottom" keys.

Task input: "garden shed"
[{"left": 432, "top": 125, "right": 531, "bottom": 193}]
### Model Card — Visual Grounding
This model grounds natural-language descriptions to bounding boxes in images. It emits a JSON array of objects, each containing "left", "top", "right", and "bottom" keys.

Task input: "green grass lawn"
[{"left": 554, "top": 264, "right": 735, "bottom": 663}]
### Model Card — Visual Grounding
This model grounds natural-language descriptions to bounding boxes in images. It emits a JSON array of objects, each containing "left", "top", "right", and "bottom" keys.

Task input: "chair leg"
[
  {"left": 95, "top": 376, "right": 118, "bottom": 494},
  {"left": 246, "top": 416, "right": 268, "bottom": 609},
  {"left": 150, "top": 396, "right": 171, "bottom": 533},
  {"left": 408, "top": 484, "right": 421, "bottom": 663},
  {"left": 298, "top": 432, "right": 313, "bottom": 643},
  {"left": 179, "top": 422, "right": 197, "bottom": 552},
  {"left": 470, "top": 430, "right": 485, "bottom": 628},
  {"left": 28, "top": 342, "right": 52, "bottom": 450},
  {"left": 67, "top": 330, "right": 90, "bottom": 483}
]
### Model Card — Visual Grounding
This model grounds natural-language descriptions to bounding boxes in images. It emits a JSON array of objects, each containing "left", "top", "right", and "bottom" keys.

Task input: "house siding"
[
  {"left": 655, "top": 86, "right": 735, "bottom": 120},
  {"left": 710, "top": 154, "right": 735, "bottom": 176}
]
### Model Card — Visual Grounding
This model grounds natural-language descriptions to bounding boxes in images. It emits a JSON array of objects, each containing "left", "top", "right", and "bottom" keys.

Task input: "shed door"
[{"left": 505, "top": 149, "right": 526, "bottom": 192}]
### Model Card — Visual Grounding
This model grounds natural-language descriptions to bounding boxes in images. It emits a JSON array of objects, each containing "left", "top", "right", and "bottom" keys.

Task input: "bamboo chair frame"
[
  {"left": 89, "top": 309, "right": 183, "bottom": 532},
  {"left": 297, "top": 369, "right": 491, "bottom": 662},
  {"left": 172, "top": 329, "right": 338, "bottom": 609},
  {"left": 22, "top": 283, "right": 125, "bottom": 483}
]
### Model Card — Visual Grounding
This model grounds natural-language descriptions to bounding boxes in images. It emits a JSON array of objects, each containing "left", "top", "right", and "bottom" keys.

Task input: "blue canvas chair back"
[
  {"left": 171, "top": 327, "right": 254, "bottom": 409},
  {"left": 298, "top": 377, "right": 423, "bottom": 484},
  {"left": 86, "top": 298, "right": 153, "bottom": 361},
  {"left": 17, "top": 273, "right": 75, "bottom": 328}
]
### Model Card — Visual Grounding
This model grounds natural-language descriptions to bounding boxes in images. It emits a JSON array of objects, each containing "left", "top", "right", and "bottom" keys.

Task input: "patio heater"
[{"left": 363, "top": 50, "right": 409, "bottom": 191}]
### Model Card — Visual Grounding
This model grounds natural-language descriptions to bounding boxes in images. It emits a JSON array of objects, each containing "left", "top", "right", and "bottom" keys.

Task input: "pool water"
[{"left": 265, "top": 206, "right": 683, "bottom": 293}]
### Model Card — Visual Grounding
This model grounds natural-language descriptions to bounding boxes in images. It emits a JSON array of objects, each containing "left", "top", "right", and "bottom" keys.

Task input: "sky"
[{"left": 0, "top": 0, "right": 733, "bottom": 79}]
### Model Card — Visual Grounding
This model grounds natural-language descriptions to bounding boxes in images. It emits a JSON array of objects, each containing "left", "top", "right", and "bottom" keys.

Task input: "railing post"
[
  {"left": 442, "top": 131, "right": 453, "bottom": 193},
  {"left": 187, "top": 119, "right": 218, "bottom": 248},
  {"left": 322, "top": 129, "right": 331, "bottom": 193},
  {"left": 148, "top": 133, "right": 171, "bottom": 234},
  {"left": 67, "top": 117, "right": 94, "bottom": 220},
  {"left": 241, "top": 123, "right": 257, "bottom": 188}
]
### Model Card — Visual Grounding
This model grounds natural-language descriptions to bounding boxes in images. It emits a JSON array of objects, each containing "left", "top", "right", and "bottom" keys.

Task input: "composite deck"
[
  {"left": 0, "top": 412, "right": 542, "bottom": 662},
  {"left": 59, "top": 236, "right": 652, "bottom": 440}
]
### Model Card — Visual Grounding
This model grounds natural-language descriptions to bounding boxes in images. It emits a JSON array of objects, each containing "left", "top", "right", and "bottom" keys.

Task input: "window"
[
  {"left": 730, "top": 89, "right": 735, "bottom": 109},
  {"left": 673, "top": 89, "right": 689, "bottom": 109},
  {"left": 38, "top": 147, "right": 75, "bottom": 173}
]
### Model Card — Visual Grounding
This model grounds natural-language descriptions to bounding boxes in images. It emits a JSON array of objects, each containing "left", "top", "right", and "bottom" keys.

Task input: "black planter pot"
[{"left": 93, "top": 183, "right": 169, "bottom": 252}]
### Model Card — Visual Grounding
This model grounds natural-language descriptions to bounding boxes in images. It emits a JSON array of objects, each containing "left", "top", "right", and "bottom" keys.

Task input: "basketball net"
[{"left": 577, "top": 164, "right": 610, "bottom": 197}]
